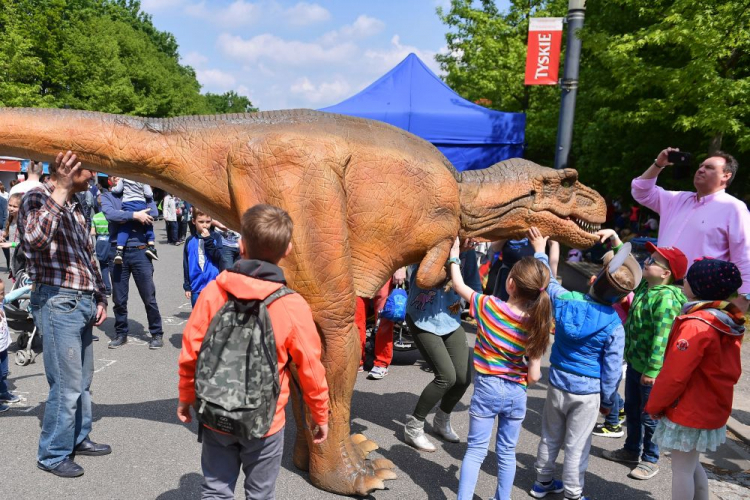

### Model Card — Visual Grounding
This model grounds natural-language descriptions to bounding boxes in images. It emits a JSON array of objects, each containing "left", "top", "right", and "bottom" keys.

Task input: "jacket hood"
[
  {"left": 681, "top": 300, "right": 746, "bottom": 336},
  {"left": 215, "top": 259, "right": 286, "bottom": 300},
  {"left": 556, "top": 293, "right": 621, "bottom": 340}
]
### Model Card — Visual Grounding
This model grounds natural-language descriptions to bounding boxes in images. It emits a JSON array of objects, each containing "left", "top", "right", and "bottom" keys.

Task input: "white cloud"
[
  {"left": 181, "top": 51, "right": 209, "bottom": 68},
  {"left": 290, "top": 76, "right": 351, "bottom": 104},
  {"left": 141, "top": 0, "right": 185, "bottom": 11},
  {"left": 217, "top": 33, "right": 357, "bottom": 66},
  {"left": 364, "top": 35, "right": 443, "bottom": 75},
  {"left": 284, "top": 2, "right": 330, "bottom": 26},
  {"left": 320, "top": 15, "right": 385, "bottom": 45},
  {"left": 186, "top": 1, "right": 262, "bottom": 28},
  {"left": 196, "top": 68, "right": 237, "bottom": 92}
]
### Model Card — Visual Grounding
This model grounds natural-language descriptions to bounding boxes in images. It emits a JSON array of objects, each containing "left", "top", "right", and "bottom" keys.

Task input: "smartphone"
[{"left": 667, "top": 151, "right": 692, "bottom": 166}]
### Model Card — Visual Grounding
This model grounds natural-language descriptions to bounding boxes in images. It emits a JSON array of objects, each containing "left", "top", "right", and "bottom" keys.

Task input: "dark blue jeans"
[
  {"left": 0, "top": 349, "right": 9, "bottom": 395},
  {"left": 166, "top": 220, "right": 178, "bottom": 243},
  {"left": 624, "top": 365, "right": 659, "bottom": 463},
  {"left": 117, "top": 200, "right": 155, "bottom": 246},
  {"left": 605, "top": 375, "right": 625, "bottom": 426},
  {"left": 110, "top": 246, "right": 163, "bottom": 338},
  {"left": 220, "top": 245, "right": 240, "bottom": 271}
]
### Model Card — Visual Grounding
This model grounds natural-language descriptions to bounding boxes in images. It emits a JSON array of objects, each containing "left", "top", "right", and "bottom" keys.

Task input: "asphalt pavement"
[{"left": 1, "top": 226, "right": 748, "bottom": 500}]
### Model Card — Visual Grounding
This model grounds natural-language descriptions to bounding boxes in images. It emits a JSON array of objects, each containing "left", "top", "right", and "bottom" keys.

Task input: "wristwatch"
[{"left": 447, "top": 257, "right": 461, "bottom": 266}]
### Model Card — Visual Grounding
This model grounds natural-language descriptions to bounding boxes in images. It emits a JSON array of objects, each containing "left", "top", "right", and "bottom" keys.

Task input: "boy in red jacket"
[
  {"left": 646, "top": 258, "right": 744, "bottom": 500},
  {"left": 177, "top": 204, "right": 329, "bottom": 499}
]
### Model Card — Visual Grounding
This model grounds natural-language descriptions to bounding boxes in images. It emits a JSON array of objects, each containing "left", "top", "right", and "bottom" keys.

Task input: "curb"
[{"left": 727, "top": 416, "right": 750, "bottom": 446}]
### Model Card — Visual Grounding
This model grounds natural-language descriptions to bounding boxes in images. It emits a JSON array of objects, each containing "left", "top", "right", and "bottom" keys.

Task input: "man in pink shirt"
[{"left": 631, "top": 147, "right": 750, "bottom": 312}]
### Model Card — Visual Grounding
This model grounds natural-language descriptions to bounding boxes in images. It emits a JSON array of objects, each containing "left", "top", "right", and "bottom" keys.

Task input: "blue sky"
[{"left": 140, "top": 0, "right": 462, "bottom": 110}]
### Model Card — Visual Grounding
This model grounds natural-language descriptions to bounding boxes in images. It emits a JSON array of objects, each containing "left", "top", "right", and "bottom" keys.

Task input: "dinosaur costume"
[{"left": 0, "top": 108, "right": 605, "bottom": 495}]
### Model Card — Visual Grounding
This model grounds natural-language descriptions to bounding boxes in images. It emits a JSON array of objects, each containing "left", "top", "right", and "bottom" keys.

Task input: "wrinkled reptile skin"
[{"left": 0, "top": 108, "right": 605, "bottom": 495}]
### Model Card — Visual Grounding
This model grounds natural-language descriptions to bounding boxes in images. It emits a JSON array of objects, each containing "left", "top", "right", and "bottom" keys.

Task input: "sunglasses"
[{"left": 644, "top": 256, "right": 670, "bottom": 271}]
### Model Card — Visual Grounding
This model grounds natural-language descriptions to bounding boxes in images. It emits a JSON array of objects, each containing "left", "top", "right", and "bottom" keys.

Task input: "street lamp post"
[{"left": 553, "top": 0, "right": 586, "bottom": 170}]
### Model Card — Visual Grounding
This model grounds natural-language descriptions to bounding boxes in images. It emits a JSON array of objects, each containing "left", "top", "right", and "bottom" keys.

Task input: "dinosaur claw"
[
  {"left": 350, "top": 433, "right": 368, "bottom": 445},
  {"left": 372, "top": 458, "right": 396, "bottom": 470},
  {"left": 356, "top": 475, "right": 385, "bottom": 494},
  {"left": 374, "top": 468, "right": 398, "bottom": 481},
  {"left": 357, "top": 439, "right": 379, "bottom": 454}
]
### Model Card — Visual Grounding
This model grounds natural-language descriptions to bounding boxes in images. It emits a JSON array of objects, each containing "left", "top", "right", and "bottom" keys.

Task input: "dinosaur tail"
[{"left": 0, "top": 107, "right": 176, "bottom": 187}]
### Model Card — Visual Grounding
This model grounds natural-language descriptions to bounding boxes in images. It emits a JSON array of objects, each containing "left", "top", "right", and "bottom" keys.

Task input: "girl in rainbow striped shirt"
[{"left": 449, "top": 237, "right": 553, "bottom": 500}]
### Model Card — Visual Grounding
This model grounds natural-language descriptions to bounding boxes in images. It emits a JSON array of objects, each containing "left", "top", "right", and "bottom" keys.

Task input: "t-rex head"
[{"left": 458, "top": 158, "right": 606, "bottom": 248}]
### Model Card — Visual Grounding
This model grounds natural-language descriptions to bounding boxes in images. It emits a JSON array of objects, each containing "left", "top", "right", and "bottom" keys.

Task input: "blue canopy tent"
[{"left": 319, "top": 53, "right": 525, "bottom": 171}]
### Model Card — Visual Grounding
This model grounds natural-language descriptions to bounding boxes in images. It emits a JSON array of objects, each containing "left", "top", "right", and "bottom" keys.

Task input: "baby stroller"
[{"left": 4, "top": 248, "right": 38, "bottom": 366}]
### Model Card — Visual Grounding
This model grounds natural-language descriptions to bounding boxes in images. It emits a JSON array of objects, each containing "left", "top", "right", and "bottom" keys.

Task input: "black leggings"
[{"left": 407, "top": 315, "right": 472, "bottom": 421}]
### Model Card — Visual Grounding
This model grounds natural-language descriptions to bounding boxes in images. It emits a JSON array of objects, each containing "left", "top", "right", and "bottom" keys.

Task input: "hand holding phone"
[{"left": 667, "top": 150, "right": 693, "bottom": 166}]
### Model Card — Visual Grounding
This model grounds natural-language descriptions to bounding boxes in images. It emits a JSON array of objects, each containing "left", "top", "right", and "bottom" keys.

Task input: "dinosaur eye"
[{"left": 561, "top": 179, "right": 573, "bottom": 188}]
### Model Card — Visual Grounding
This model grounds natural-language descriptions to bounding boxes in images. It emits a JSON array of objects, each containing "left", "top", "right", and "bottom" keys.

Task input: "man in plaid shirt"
[
  {"left": 603, "top": 242, "right": 687, "bottom": 480},
  {"left": 18, "top": 151, "right": 110, "bottom": 478}
]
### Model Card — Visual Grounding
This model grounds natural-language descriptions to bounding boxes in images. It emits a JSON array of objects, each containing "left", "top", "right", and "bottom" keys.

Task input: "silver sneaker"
[
  {"left": 368, "top": 366, "right": 388, "bottom": 380},
  {"left": 433, "top": 409, "right": 460, "bottom": 442},
  {"left": 404, "top": 414, "right": 436, "bottom": 452}
]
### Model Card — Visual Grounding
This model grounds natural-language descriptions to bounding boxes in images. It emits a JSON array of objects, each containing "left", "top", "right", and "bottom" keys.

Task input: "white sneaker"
[{"left": 368, "top": 366, "right": 388, "bottom": 380}]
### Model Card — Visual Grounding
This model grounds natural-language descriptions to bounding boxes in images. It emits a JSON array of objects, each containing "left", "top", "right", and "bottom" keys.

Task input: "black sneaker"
[
  {"left": 592, "top": 422, "right": 624, "bottom": 438},
  {"left": 619, "top": 408, "right": 626, "bottom": 425},
  {"left": 108, "top": 336, "right": 127, "bottom": 349},
  {"left": 149, "top": 335, "right": 164, "bottom": 350},
  {"left": 113, "top": 249, "right": 124, "bottom": 265},
  {"left": 37, "top": 458, "right": 84, "bottom": 478},
  {"left": 145, "top": 245, "right": 159, "bottom": 261}
]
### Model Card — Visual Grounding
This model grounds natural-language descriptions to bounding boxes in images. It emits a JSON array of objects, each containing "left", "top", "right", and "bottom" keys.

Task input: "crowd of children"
[{"left": 0, "top": 179, "right": 745, "bottom": 499}]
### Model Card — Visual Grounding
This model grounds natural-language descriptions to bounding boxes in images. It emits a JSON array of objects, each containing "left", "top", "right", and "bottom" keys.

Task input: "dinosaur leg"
[
  {"left": 277, "top": 193, "right": 395, "bottom": 495},
  {"left": 415, "top": 238, "right": 453, "bottom": 289}
]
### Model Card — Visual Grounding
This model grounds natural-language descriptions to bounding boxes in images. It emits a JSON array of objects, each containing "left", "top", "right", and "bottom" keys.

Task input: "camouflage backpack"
[{"left": 195, "top": 287, "right": 294, "bottom": 439}]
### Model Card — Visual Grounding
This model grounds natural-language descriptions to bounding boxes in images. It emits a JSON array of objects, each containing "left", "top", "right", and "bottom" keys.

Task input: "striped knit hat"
[{"left": 686, "top": 258, "right": 742, "bottom": 301}]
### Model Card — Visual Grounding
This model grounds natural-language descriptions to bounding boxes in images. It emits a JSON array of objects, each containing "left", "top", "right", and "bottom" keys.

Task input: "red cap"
[{"left": 645, "top": 242, "right": 688, "bottom": 280}]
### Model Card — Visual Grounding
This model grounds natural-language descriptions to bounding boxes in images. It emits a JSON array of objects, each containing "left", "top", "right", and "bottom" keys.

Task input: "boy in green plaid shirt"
[{"left": 603, "top": 239, "right": 687, "bottom": 480}]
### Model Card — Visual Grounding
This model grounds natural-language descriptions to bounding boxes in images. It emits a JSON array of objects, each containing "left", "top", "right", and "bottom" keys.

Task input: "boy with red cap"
[{"left": 602, "top": 236, "right": 687, "bottom": 480}]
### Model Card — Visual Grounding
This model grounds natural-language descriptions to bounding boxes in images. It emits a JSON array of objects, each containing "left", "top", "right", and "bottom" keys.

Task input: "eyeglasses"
[{"left": 644, "top": 256, "right": 670, "bottom": 271}]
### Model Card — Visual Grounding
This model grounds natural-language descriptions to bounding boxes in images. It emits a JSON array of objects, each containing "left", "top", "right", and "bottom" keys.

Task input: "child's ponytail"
[{"left": 507, "top": 257, "right": 553, "bottom": 359}]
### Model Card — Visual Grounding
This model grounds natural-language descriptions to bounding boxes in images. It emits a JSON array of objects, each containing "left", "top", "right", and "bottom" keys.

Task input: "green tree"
[
  {"left": 438, "top": 0, "right": 750, "bottom": 199},
  {"left": 204, "top": 91, "right": 258, "bottom": 114},
  {"left": 437, "top": 0, "right": 568, "bottom": 165},
  {"left": 576, "top": 0, "right": 750, "bottom": 197},
  {"left": 0, "top": 0, "right": 256, "bottom": 117}
]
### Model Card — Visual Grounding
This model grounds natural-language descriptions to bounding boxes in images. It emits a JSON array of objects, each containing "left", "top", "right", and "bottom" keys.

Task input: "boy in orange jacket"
[{"left": 177, "top": 204, "right": 329, "bottom": 499}]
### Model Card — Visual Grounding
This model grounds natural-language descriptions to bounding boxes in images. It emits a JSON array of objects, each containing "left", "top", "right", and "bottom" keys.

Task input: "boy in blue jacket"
[
  {"left": 527, "top": 228, "right": 642, "bottom": 500},
  {"left": 183, "top": 208, "right": 223, "bottom": 308}
]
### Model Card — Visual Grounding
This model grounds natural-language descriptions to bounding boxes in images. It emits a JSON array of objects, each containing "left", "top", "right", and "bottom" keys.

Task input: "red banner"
[
  {"left": 0, "top": 159, "right": 21, "bottom": 172},
  {"left": 525, "top": 17, "right": 564, "bottom": 85}
]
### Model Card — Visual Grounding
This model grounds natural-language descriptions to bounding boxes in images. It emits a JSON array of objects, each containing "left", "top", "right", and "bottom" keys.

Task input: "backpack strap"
[{"left": 263, "top": 286, "right": 295, "bottom": 306}]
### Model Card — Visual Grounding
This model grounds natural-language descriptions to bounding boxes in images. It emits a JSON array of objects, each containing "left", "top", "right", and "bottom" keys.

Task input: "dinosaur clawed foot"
[{"left": 309, "top": 433, "right": 398, "bottom": 496}]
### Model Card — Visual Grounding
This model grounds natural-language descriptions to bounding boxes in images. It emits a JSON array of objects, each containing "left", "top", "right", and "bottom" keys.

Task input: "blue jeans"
[
  {"left": 117, "top": 200, "right": 154, "bottom": 246},
  {"left": 458, "top": 374, "right": 527, "bottom": 500},
  {"left": 605, "top": 378, "right": 624, "bottom": 426},
  {"left": 0, "top": 349, "right": 9, "bottom": 395},
  {"left": 624, "top": 365, "right": 659, "bottom": 463},
  {"left": 110, "top": 246, "right": 163, "bottom": 338},
  {"left": 166, "top": 220, "right": 178, "bottom": 243},
  {"left": 220, "top": 245, "right": 240, "bottom": 271},
  {"left": 30, "top": 285, "right": 97, "bottom": 468},
  {"left": 191, "top": 291, "right": 199, "bottom": 308}
]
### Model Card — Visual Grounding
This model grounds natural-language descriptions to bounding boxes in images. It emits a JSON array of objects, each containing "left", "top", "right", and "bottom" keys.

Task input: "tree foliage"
[
  {"left": 204, "top": 91, "right": 258, "bottom": 114},
  {"left": 438, "top": 0, "right": 750, "bottom": 199},
  {"left": 0, "top": 0, "right": 256, "bottom": 117}
]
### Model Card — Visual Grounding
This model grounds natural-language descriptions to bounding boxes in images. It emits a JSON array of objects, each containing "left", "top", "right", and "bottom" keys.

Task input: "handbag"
[{"left": 379, "top": 286, "right": 407, "bottom": 322}]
